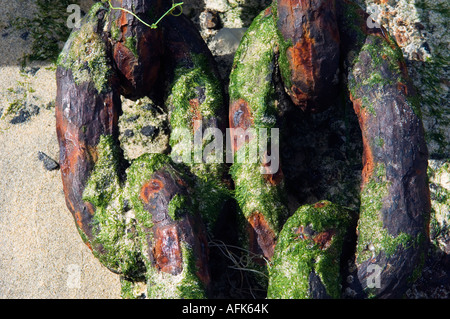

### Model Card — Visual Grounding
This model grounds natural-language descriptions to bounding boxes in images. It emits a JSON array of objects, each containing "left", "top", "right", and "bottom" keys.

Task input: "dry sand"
[
  {"left": 0, "top": 109, "right": 121, "bottom": 298},
  {"left": 0, "top": 0, "right": 121, "bottom": 299}
]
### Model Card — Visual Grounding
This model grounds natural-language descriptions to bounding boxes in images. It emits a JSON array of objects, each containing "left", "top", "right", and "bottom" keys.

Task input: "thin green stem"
[
  {"left": 106, "top": 1, "right": 184, "bottom": 29},
  {"left": 151, "top": 2, "right": 183, "bottom": 28}
]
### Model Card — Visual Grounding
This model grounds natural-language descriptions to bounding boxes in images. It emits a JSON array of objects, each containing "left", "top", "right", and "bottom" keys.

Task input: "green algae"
[
  {"left": 229, "top": 8, "right": 278, "bottom": 125},
  {"left": 167, "top": 54, "right": 223, "bottom": 130},
  {"left": 57, "top": 4, "right": 112, "bottom": 94},
  {"left": 355, "top": 164, "right": 417, "bottom": 264},
  {"left": 82, "top": 135, "right": 141, "bottom": 276},
  {"left": 228, "top": 6, "right": 288, "bottom": 286},
  {"left": 166, "top": 53, "right": 230, "bottom": 233},
  {"left": 228, "top": 8, "right": 286, "bottom": 233},
  {"left": 267, "top": 201, "right": 353, "bottom": 299},
  {"left": 167, "top": 194, "right": 189, "bottom": 221}
]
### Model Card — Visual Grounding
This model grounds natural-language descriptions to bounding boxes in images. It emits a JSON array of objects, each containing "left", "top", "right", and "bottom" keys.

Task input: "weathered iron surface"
[
  {"left": 276, "top": 0, "right": 340, "bottom": 112},
  {"left": 57, "top": 0, "right": 433, "bottom": 299},
  {"left": 55, "top": 7, "right": 121, "bottom": 250},
  {"left": 336, "top": 1, "right": 431, "bottom": 298},
  {"left": 139, "top": 166, "right": 210, "bottom": 288},
  {"left": 229, "top": 0, "right": 431, "bottom": 299},
  {"left": 109, "top": 0, "right": 163, "bottom": 99},
  {"left": 56, "top": 0, "right": 227, "bottom": 298}
]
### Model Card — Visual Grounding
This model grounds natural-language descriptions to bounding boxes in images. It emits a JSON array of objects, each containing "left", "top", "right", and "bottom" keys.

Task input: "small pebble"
[
  {"left": 140, "top": 125, "right": 158, "bottom": 138},
  {"left": 38, "top": 151, "right": 59, "bottom": 171},
  {"left": 125, "top": 114, "right": 140, "bottom": 122},
  {"left": 20, "top": 31, "right": 29, "bottom": 40},
  {"left": 201, "top": 10, "right": 220, "bottom": 30},
  {"left": 124, "top": 129, "right": 134, "bottom": 137},
  {"left": 10, "top": 110, "right": 31, "bottom": 124}
]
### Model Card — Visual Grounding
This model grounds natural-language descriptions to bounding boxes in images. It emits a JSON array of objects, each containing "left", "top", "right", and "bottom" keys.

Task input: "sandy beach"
[{"left": 0, "top": 0, "right": 121, "bottom": 298}]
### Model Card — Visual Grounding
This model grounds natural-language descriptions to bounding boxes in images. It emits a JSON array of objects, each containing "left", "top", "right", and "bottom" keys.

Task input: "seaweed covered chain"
[
  {"left": 56, "top": 0, "right": 229, "bottom": 298},
  {"left": 56, "top": 0, "right": 431, "bottom": 299},
  {"left": 229, "top": 0, "right": 430, "bottom": 298}
]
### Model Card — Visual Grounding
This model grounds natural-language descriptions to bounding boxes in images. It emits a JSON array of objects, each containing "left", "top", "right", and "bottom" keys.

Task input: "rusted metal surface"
[
  {"left": 229, "top": 0, "right": 432, "bottom": 299},
  {"left": 228, "top": 98, "right": 254, "bottom": 153},
  {"left": 276, "top": 0, "right": 340, "bottom": 112},
  {"left": 56, "top": 0, "right": 223, "bottom": 297},
  {"left": 109, "top": 0, "right": 163, "bottom": 98},
  {"left": 140, "top": 167, "right": 210, "bottom": 286},
  {"left": 55, "top": 67, "right": 121, "bottom": 251},
  {"left": 57, "top": 0, "right": 433, "bottom": 299},
  {"left": 247, "top": 212, "right": 277, "bottom": 261},
  {"left": 338, "top": 1, "right": 431, "bottom": 298}
]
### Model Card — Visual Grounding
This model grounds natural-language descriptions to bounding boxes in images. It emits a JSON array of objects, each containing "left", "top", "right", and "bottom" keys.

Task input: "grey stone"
[{"left": 37, "top": 151, "right": 59, "bottom": 171}]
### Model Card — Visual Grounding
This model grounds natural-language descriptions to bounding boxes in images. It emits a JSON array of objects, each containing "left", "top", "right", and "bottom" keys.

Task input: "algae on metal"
[
  {"left": 83, "top": 139, "right": 209, "bottom": 297},
  {"left": 228, "top": 8, "right": 287, "bottom": 233},
  {"left": 267, "top": 201, "right": 353, "bottom": 299},
  {"left": 166, "top": 53, "right": 231, "bottom": 233},
  {"left": 124, "top": 154, "right": 207, "bottom": 299},
  {"left": 227, "top": 9, "right": 291, "bottom": 289},
  {"left": 82, "top": 135, "right": 142, "bottom": 277},
  {"left": 146, "top": 243, "right": 207, "bottom": 299},
  {"left": 229, "top": 9, "right": 278, "bottom": 122},
  {"left": 355, "top": 164, "right": 418, "bottom": 264},
  {"left": 57, "top": 3, "right": 112, "bottom": 94}
]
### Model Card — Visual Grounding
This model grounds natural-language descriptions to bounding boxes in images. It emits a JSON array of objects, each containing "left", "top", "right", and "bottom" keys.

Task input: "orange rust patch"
[
  {"left": 314, "top": 201, "right": 329, "bottom": 209},
  {"left": 397, "top": 82, "right": 408, "bottom": 95},
  {"left": 262, "top": 167, "right": 284, "bottom": 186},
  {"left": 394, "top": 30, "right": 408, "bottom": 47},
  {"left": 264, "top": 6, "right": 272, "bottom": 17},
  {"left": 247, "top": 212, "right": 276, "bottom": 261},
  {"left": 85, "top": 202, "right": 96, "bottom": 216},
  {"left": 140, "top": 179, "right": 164, "bottom": 204},
  {"left": 229, "top": 99, "right": 254, "bottom": 153},
  {"left": 361, "top": 136, "right": 375, "bottom": 187},
  {"left": 229, "top": 99, "right": 253, "bottom": 130},
  {"left": 295, "top": 226, "right": 335, "bottom": 250},
  {"left": 74, "top": 211, "right": 84, "bottom": 230},
  {"left": 118, "top": 10, "right": 128, "bottom": 40},
  {"left": 176, "top": 177, "right": 188, "bottom": 188},
  {"left": 113, "top": 42, "right": 136, "bottom": 84},
  {"left": 153, "top": 225, "right": 183, "bottom": 275},
  {"left": 261, "top": 151, "right": 284, "bottom": 186},
  {"left": 87, "top": 145, "right": 99, "bottom": 165},
  {"left": 189, "top": 98, "right": 202, "bottom": 133},
  {"left": 313, "top": 230, "right": 335, "bottom": 250},
  {"left": 287, "top": 36, "right": 315, "bottom": 105},
  {"left": 350, "top": 94, "right": 375, "bottom": 187},
  {"left": 294, "top": 225, "right": 309, "bottom": 240}
]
